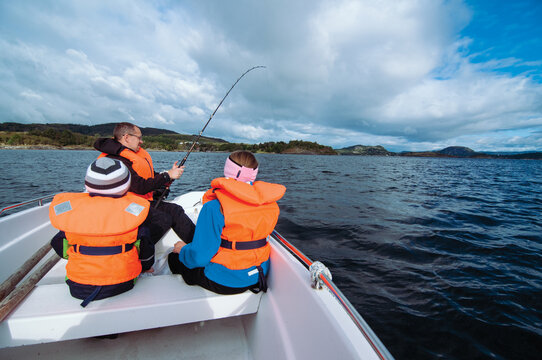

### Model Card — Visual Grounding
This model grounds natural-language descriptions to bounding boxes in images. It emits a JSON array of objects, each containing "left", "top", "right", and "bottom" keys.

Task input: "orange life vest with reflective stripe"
[
  {"left": 203, "top": 177, "right": 286, "bottom": 270},
  {"left": 49, "top": 192, "right": 150, "bottom": 286},
  {"left": 99, "top": 147, "right": 154, "bottom": 200}
]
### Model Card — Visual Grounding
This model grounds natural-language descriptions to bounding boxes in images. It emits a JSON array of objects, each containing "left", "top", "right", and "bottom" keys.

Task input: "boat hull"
[{"left": 0, "top": 192, "right": 393, "bottom": 359}]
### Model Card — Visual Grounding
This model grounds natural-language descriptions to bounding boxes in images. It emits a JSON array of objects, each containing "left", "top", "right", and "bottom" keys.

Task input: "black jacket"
[{"left": 93, "top": 138, "right": 171, "bottom": 197}]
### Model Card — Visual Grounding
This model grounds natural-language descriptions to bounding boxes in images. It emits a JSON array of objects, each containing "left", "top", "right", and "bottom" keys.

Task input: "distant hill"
[
  {"left": 400, "top": 146, "right": 480, "bottom": 158},
  {"left": 0, "top": 122, "right": 179, "bottom": 136},
  {"left": 497, "top": 152, "right": 542, "bottom": 160},
  {"left": 336, "top": 144, "right": 542, "bottom": 160},
  {"left": 400, "top": 146, "right": 542, "bottom": 159},
  {"left": 0, "top": 122, "right": 228, "bottom": 148},
  {"left": 336, "top": 145, "right": 395, "bottom": 156},
  {"left": 436, "top": 146, "right": 476, "bottom": 157}
]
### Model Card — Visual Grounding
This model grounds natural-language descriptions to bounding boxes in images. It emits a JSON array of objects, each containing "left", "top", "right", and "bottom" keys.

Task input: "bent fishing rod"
[{"left": 154, "top": 65, "right": 266, "bottom": 208}]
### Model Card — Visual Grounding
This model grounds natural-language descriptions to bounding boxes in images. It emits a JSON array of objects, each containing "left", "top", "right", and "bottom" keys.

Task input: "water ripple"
[{"left": 2, "top": 151, "right": 542, "bottom": 359}]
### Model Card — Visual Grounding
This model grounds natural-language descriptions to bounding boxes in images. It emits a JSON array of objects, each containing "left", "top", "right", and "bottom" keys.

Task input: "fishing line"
[{"left": 154, "top": 65, "right": 266, "bottom": 207}]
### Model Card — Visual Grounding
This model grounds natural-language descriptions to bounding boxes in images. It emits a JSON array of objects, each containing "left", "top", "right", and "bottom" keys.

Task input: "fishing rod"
[{"left": 155, "top": 65, "right": 266, "bottom": 207}]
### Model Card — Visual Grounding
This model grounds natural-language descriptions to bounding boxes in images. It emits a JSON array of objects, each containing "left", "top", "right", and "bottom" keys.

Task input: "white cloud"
[
  {"left": 153, "top": 112, "right": 172, "bottom": 125},
  {"left": 0, "top": 0, "right": 541, "bottom": 151},
  {"left": 20, "top": 90, "right": 43, "bottom": 101}
]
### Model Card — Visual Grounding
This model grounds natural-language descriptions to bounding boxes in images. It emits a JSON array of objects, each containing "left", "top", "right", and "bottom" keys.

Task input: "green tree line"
[
  {"left": 1, "top": 129, "right": 337, "bottom": 154},
  {"left": 0, "top": 129, "right": 94, "bottom": 147}
]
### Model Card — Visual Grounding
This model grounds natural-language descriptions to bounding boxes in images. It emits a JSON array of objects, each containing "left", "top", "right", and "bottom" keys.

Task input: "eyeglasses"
[{"left": 127, "top": 133, "right": 142, "bottom": 140}]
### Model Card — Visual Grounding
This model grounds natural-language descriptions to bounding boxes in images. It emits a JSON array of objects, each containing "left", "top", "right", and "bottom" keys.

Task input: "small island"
[
  {"left": 335, "top": 145, "right": 394, "bottom": 156},
  {"left": 336, "top": 144, "right": 542, "bottom": 160}
]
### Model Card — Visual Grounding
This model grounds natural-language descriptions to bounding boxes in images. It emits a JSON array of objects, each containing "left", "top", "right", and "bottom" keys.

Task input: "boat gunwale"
[
  {"left": 271, "top": 230, "right": 394, "bottom": 360},
  {"left": 0, "top": 194, "right": 55, "bottom": 216}
]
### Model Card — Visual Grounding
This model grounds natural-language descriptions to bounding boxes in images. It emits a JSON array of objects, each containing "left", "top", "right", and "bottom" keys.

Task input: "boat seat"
[{"left": 0, "top": 272, "right": 262, "bottom": 348}]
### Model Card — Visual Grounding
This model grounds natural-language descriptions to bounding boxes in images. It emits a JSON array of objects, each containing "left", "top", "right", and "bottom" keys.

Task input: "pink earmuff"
[{"left": 224, "top": 156, "right": 258, "bottom": 183}]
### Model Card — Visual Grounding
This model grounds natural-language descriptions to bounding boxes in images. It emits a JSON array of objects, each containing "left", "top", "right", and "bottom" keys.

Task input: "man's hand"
[
  {"left": 172, "top": 241, "right": 186, "bottom": 254},
  {"left": 153, "top": 184, "right": 170, "bottom": 201},
  {"left": 167, "top": 162, "right": 185, "bottom": 180}
]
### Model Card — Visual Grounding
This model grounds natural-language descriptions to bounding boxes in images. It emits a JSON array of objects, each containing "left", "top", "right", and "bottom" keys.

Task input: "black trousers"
[
  {"left": 167, "top": 253, "right": 255, "bottom": 295},
  {"left": 66, "top": 279, "right": 134, "bottom": 302},
  {"left": 146, "top": 201, "right": 195, "bottom": 244}
]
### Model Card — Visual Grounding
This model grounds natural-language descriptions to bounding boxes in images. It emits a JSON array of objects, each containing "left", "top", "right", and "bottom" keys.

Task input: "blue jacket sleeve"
[{"left": 178, "top": 199, "right": 224, "bottom": 269}]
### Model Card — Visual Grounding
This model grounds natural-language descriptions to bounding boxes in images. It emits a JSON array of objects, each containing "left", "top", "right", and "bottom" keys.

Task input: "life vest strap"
[
  {"left": 74, "top": 243, "right": 134, "bottom": 255},
  {"left": 249, "top": 265, "right": 267, "bottom": 294},
  {"left": 220, "top": 238, "right": 267, "bottom": 250},
  {"left": 80, "top": 286, "right": 102, "bottom": 307}
]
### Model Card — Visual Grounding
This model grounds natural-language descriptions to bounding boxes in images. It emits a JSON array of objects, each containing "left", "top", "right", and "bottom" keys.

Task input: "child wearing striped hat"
[{"left": 49, "top": 158, "right": 153, "bottom": 307}]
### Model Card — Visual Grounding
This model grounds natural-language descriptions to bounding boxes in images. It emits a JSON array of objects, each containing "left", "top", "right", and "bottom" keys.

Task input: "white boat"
[{"left": 0, "top": 192, "right": 394, "bottom": 359}]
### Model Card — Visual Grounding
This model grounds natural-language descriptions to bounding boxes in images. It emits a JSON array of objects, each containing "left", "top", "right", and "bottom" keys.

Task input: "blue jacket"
[{"left": 178, "top": 199, "right": 270, "bottom": 288}]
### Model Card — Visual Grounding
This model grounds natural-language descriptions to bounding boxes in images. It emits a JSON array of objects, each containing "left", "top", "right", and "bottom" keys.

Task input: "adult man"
[
  {"left": 50, "top": 158, "right": 152, "bottom": 306},
  {"left": 94, "top": 122, "right": 195, "bottom": 248}
]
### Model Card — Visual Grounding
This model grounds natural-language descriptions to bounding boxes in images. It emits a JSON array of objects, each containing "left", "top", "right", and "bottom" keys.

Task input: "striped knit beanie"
[{"left": 85, "top": 157, "right": 131, "bottom": 196}]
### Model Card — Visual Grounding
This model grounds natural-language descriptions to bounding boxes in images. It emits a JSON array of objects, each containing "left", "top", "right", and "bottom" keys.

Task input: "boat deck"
[
  {"left": 0, "top": 255, "right": 262, "bottom": 347},
  {"left": 0, "top": 315, "right": 254, "bottom": 360},
  {"left": 0, "top": 255, "right": 261, "bottom": 359}
]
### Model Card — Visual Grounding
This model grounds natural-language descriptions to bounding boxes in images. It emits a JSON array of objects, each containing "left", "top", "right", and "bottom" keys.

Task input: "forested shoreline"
[
  {"left": 0, "top": 123, "right": 337, "bottom": 155},
  {"left": 2, "top": 122, "right": 541, "bottom": 159}
]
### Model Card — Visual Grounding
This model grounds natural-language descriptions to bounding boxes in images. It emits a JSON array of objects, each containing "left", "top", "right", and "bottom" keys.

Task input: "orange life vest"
[
  {"left": 203, "top": 177, "right": 286, "bottom": 270},
  {"left": 49, "top": 192, "right": 150, "bottom": 286},
  {"left": 99, "top": 147, "right": 155, "bottom": 200}
]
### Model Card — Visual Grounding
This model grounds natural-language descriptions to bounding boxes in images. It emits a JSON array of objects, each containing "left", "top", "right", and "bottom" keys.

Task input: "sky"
[{"left": 1, "top": 0, "right": 541, "bottom": 152}]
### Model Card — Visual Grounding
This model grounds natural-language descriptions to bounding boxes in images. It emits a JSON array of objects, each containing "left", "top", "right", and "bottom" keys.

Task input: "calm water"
[{"left": 1, "top": 149, "right": 542, "bottom": 359}]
